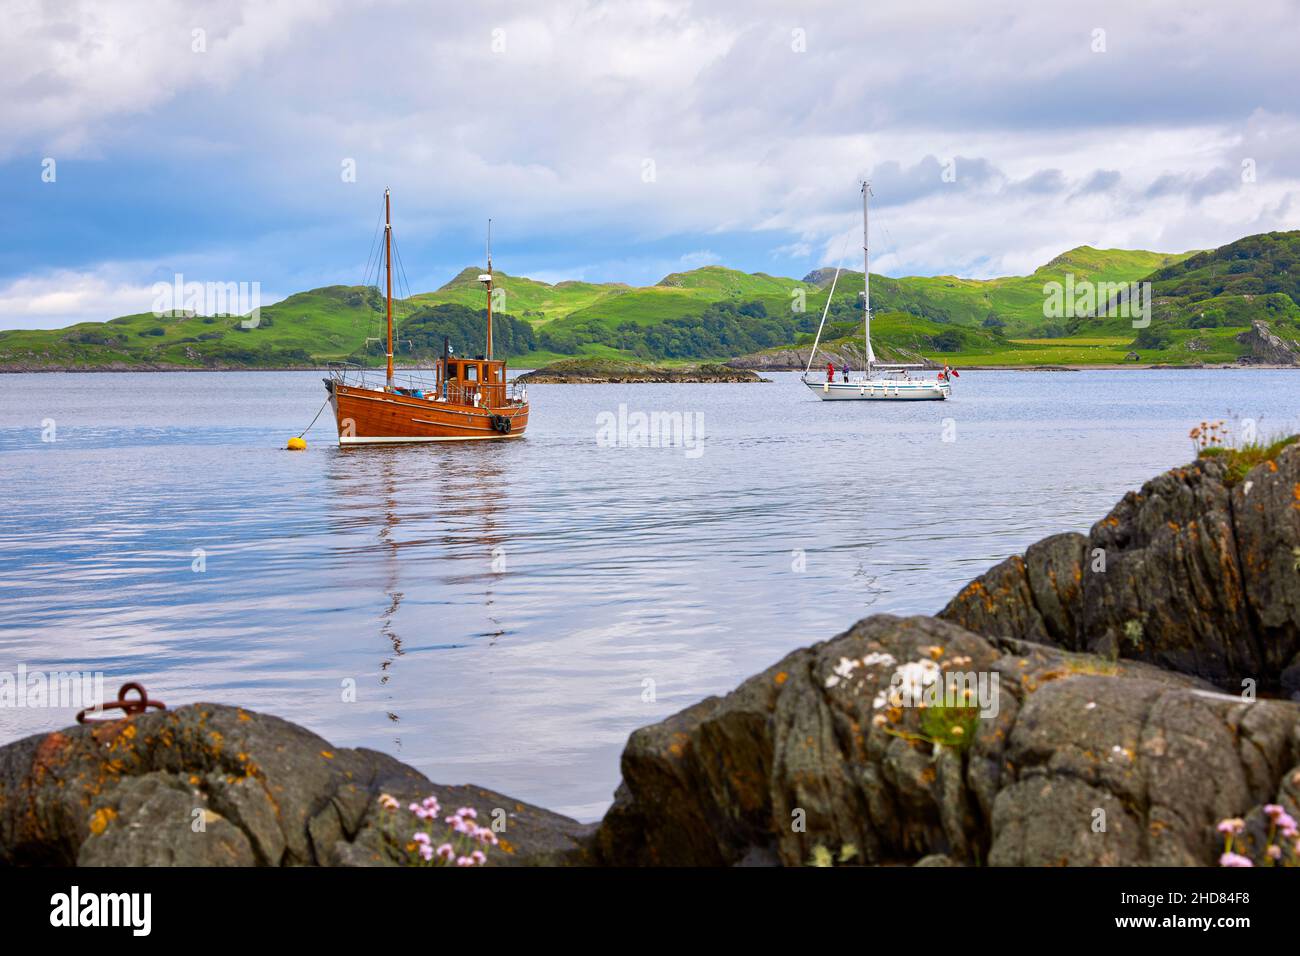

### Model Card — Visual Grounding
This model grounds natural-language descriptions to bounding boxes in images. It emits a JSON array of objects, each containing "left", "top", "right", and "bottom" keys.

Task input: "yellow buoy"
[{"left": 286, "top": 436, "right": 307, "bottom": 451}]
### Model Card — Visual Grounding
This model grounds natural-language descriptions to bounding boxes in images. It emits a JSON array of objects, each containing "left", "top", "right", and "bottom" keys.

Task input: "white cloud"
[
  {"left": 0, "top": 264, "right": 286, "bottom": 329},
  {"left": 0, "top": 267, "right": 159, "bottom": 329}
]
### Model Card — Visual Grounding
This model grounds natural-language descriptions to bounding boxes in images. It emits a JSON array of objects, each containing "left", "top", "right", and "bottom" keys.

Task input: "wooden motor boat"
[{"left": 325, "top": 190, "right": 529, "bottom": 443}]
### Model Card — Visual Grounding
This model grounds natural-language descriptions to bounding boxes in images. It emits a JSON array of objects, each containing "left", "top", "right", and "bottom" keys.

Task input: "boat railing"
[
  {"left": 327, "top": 363, "right": 527, "bottom": 406},
  {"left": 325, "top": 361, "right": 372, "bottom": 388},
  {"left": 442, "top": 381, "right": 527, "bottom": 407},
  {"left": 327, "top": 362, "right": 439, "bottom": 394}
]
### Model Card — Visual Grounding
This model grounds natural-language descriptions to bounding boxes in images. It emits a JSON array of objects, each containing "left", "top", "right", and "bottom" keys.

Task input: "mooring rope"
[{"left": 297, "top": 397, "right": 329, "bottom": 438}]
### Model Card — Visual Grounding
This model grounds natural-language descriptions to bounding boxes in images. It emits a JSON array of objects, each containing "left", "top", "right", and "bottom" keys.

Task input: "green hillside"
[
  {"left": 1063, "top": 231, "right": 1300, "bottom": 363},
  {"left": 1, "top": 234, "right": 1294, "bottom": 370},
  {"left": 814, "top": 247, "right": 1195, "bottom": 336},
  {"left": 409, "top": 268, "right": 626, "bottom": 325},
  {"left": 0, "top": 286, "right": 391, "bottom": 369}
]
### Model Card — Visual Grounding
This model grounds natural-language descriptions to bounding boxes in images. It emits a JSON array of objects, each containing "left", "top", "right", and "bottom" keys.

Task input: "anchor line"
[{"left": 297, "top": 397, "right": 330, "bottom": 438}]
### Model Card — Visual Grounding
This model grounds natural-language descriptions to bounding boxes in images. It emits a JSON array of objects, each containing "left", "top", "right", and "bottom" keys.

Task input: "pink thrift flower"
[
  {"left": 1216, "top": 818, "right": 1245, "bottom": 835},
  {"left": 470, "top": 850, "right": 486, "bottom": 865},
  {"left": 436, "top": 843, "right": 455, "bottom": 861},
  {"left": 412, "top": 832, "right": 430, "bottom": 845},
  {"left": 457, "top": 807, "right": 477, "bottom": 819},
  {"left": 1219, "top": 852, "right": 1254, "bottom": 867},
  {"left": 1267, "top": 845, "right": 1282, "bottom": 860},
  {"left": 418, "top": 843, "right": 434, "bottom": 862},
  {"left": 456, "top": 856, "right": 474, "bottom": 866}
]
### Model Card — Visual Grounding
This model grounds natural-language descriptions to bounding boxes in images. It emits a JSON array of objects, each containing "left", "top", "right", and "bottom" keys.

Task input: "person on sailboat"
[
  {"left": 826, "top": 360, "right": 835, "bottom": 383},
  {"left": 841, "top": 362, "right": 849, "bottom": 383}
]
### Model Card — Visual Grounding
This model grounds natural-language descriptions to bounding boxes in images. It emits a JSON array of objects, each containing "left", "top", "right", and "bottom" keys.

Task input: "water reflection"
[{"left": 324, "top": 444, "right": 513, "bottom": 738}]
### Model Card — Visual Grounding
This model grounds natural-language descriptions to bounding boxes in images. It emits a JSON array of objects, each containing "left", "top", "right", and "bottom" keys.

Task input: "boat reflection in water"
[{"left": 323, "top": 443, "right": 513, "bottom": 745}]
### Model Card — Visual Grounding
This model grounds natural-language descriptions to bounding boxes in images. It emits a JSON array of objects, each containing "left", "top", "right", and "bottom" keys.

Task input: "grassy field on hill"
[{"left": 408, "top": 268, "right": 625, "bottom": 325}]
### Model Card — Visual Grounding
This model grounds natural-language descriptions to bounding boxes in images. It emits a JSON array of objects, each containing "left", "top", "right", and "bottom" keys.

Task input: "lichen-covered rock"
[
  {"left": 940, "top": 533, "right": 1087, "bottom": 647},
  {"left": 594, "top": 614, "right": 1299, "bottom": 866},
  {"left": 989, "top": 676, "right": 1296, "bottom": 865},
  {"left": 941, "top": 445, "right": 1300, "bottom": 693},
  {"left": 0, "top": 704, "right": 593, "bottom": 867}
]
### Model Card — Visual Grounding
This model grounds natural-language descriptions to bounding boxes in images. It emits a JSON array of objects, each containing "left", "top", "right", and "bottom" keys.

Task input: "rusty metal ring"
[{"left": 76, "top": 682, "right": 166, "bottom": 724}]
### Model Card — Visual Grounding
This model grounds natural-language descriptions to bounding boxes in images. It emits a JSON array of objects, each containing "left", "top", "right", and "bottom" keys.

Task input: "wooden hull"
[{"left": 327, "top": 381, "right": 529, "bottom": 444}]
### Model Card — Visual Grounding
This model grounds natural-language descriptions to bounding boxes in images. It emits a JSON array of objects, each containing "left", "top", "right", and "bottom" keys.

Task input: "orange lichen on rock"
[{"left": 88, "top": 806, "right": 117, "bottom": 836}]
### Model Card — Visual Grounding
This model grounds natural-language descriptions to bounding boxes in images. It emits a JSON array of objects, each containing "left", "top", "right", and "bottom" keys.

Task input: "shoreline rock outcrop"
[
  {"left": 593, "top": 615, "right": 1298, "bottom": 866},
  {"left": 1236, "top": 319, "right": 1300, "bottom": 365},
  {"left": 0, "top": 703, "right": 592, "bottom": 867},
  {"left": 939, "top": 444, "right": 1300, "bottom": 695},
  {"left": 516, "top": 358, "right": 765, "bottom": 384}
]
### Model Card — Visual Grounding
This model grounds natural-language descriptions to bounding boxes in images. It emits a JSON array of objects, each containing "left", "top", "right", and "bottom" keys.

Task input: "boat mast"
[
  {"left": 385, "top": 187, "right": 394, "bottom": 390},
  {"left": 862, "top": 181, "right": 876, "bottom": 369},
  {"left": 484, "top": 219, "right": 494, "bottom": 361}
]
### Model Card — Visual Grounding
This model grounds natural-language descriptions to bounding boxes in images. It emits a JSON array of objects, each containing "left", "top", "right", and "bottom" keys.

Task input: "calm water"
[{"left": 0, "top": 369, "right": 1295, "bottom": 819}]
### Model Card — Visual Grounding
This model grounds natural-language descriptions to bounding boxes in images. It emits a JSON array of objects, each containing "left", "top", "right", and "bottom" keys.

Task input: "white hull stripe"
[
  {"left": 338, "top": 433, "right": 525, "bottom": 445},
  {"left": 807, "top": 381, "right": 949, "bottom": 401}
]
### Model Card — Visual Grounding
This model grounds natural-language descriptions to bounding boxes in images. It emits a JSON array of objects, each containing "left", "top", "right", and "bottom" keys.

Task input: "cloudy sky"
[{"left": 2, "top": 0, "right": 1298, "bottom": 328}]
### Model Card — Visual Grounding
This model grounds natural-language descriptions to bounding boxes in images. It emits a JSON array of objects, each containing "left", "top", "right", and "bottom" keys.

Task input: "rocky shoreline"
[
  {"left": 515, "top": 358, "right": 766, "bottom": 384},
  {"left": 3, "top": 443, "right": 1299, "bottom": 867}
]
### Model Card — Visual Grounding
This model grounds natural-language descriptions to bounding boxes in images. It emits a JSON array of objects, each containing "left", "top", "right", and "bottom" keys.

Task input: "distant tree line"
[
  {"left": 1150, "top": 232, "right": 1300, "bottom": 305},
  {"left": 537, "top": 300, "right": 821, "bottom": 360},
  {"left": 356, "top": 303, "right": 538, "bottom": 360}
]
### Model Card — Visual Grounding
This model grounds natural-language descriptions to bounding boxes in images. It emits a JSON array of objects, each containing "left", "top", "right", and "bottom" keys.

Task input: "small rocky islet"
[
  {"left": 514, "top": 357, "right": 767, "bottom": 384},
  {"left": 3, "top": 442, "right": 1299, "bottom": 867}
]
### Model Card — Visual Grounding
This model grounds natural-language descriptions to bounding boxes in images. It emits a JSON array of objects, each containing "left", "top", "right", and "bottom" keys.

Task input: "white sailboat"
[{"left": 802, "top": 182, "right": 953, "bottom": 401}]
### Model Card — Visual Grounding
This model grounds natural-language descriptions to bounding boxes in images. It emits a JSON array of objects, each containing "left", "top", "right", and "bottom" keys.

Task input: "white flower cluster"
[
  {"left": 824, "top": 651, "right": 896, "bottom": 690},
  {"left": 872, "top": 659, "right": 940, "bottom": 710}
]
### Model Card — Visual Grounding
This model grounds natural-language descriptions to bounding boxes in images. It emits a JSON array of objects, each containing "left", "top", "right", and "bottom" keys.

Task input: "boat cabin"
[{"left": 436, "top": 356, "right": 507, "bottom": 408}]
